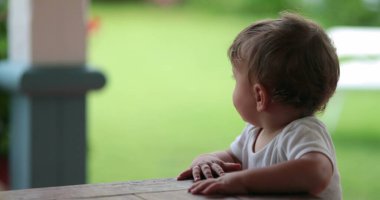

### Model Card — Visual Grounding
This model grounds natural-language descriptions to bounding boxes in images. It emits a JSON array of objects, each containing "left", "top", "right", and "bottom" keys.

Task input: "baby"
[{"left": 177, "top": 12, "right": 342, "bottom": 199}]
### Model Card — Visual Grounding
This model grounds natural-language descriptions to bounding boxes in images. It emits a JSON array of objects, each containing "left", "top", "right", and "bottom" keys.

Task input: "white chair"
[
  {"left": 328, "top": 26, "right": 380, "bottom": 90},
  {"left": 321, "top": 27, "right": 380, "bottom": 131}
]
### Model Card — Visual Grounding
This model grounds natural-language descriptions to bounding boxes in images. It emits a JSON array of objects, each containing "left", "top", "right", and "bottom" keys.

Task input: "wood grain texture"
[
  {"left": 137, "top": 190, "right": 240, "bottom": 200},
  {"left": 0, "top": 178, "right": 190, "bottom": 199},
  {"left": 0, "top": 178, "right": 317, "bottom": 200}
]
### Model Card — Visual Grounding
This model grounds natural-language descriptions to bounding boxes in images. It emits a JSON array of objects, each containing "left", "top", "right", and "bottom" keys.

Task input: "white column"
[
  {"left": 8, "top": 0, "right": 87, "bottom": 66},
  {"left": 1, "top": 0, "right": 106, "bottom": 189}
]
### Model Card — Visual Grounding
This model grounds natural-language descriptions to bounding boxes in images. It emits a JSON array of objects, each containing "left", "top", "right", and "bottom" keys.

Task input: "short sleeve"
[
  {"left": 279, "top": 117, "right": 341, "bottom": 200},
  {"left": 280, "top": 122, "right": 334, "bottom": 163},
  {"left": 230, "top": 124, "right": 254, "bottom": 162}
]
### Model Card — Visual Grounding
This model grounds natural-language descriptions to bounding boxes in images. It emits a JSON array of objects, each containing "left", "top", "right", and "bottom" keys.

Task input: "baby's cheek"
[
  {"left": 232, "top": 88, "right": 239, "bottom": 107},
  {"left": 233, "top": 99, "right": 248, "bottom": 119},
  {"left": 232, "top": 93, "right": 242, "bottom": 112}
]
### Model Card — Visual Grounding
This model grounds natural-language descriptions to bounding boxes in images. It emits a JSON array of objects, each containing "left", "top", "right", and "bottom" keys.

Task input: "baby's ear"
[{"left": 253, "top": 83, "right": 269, "bottom": 112}]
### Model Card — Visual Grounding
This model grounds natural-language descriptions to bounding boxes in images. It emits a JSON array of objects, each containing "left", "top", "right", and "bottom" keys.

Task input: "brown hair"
[{"left": 228, "top": 12, "right": 339, "bottom": 116}]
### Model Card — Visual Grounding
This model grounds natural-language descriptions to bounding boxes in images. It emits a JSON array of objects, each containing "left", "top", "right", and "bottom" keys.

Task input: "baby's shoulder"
[
  {"left": 286, "top": 116, "right": 325, "bottom": 131},
  {"left": 279, "top": 116, "right": 329, "bottom": 140}
]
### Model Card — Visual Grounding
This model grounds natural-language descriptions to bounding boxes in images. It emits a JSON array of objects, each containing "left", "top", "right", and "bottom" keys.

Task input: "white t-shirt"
[{"left": 230, "top": 116, "right": 342, "bottom": 200}]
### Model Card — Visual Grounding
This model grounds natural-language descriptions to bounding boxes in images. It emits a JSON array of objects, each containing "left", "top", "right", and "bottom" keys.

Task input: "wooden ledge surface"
[{"left": 0, "top": 178, "right": 316, "bottom": 200}]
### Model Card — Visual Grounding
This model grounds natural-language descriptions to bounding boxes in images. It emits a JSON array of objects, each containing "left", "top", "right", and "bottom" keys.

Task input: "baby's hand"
[
  {"left": 188, "top": 172, "right": 248, "bottom": 195},
  {"left": 177, "top": 154, "right": 241, "bottom": 181}
]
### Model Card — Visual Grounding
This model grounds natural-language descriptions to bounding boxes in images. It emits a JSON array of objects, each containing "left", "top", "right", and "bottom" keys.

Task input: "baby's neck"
[
  {"left": 254, "top": 105, "right": 305, "bottom": 152},
  {"left": 259, "top": 104, "right": 305, "bottom": 136}
]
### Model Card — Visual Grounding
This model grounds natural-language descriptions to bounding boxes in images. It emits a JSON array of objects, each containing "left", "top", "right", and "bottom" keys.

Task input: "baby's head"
[{"left": 229, "top": 12, "right": 339, "bottom": 116}]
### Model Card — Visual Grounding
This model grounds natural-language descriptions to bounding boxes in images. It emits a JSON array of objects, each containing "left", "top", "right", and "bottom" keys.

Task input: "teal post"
[{"left": 0, "top": 61, "right": 106, "bottom": 189}]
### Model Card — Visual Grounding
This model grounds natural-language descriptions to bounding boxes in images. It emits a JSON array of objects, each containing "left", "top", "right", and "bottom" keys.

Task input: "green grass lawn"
[{"left": 88, "top": 3, "right": 380, "bottom": 199}]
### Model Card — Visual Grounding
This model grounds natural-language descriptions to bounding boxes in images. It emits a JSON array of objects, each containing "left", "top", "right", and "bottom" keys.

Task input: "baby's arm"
[
  {"left": 177, "top": 149, "right": 241, "bottom": 181},
  {"left": 189, "top": 152, "right": 333, "bottom": 196}
]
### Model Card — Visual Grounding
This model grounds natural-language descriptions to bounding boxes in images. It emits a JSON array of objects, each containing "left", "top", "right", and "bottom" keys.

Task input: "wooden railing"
[{"left": 0, "top": 178, "right": 315, "bottom": 200}]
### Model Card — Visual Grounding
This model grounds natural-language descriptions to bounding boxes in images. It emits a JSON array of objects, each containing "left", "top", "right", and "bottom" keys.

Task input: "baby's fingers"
[
  {"left": 177, "top": 168, "right": 192, "bottom": 180},
  {"left": 192, "top": 166, "right": 201, "bottom": 181},
  {"left": 189, "top": 180, "right": 214, "bottom": 194},
  {"left": 211, "top": 163, "right": 225, "bottom": 177},
  {"left": 221, "top": 162, "right": 242, "bottom": 172},
  {"left": 202, "top": 182, "right": 224, "bottom": 195},
  {"left": 200, "top": 164, "right": 213, "bottom": 179}
]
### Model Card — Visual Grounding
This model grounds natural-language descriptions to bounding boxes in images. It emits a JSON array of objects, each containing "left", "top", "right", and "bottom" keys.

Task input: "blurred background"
[{"left": 1, "top": 0, "right": 380, "bottom": 199}]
